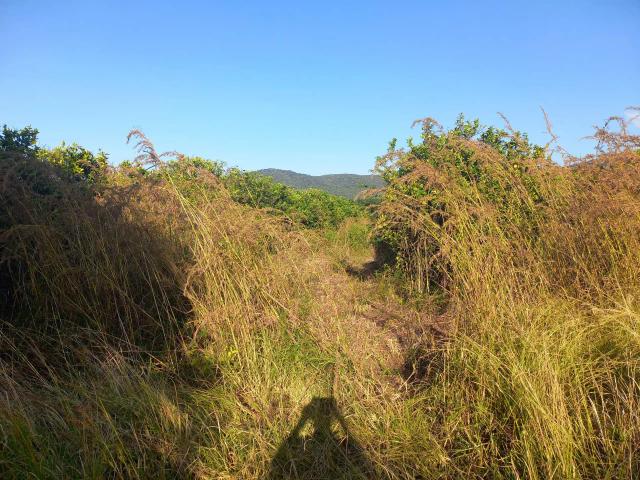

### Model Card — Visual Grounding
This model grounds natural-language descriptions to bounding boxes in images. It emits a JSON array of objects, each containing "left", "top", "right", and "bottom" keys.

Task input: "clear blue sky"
[{"left": 1, "top": 0, "right": 638, "bottom": 174}]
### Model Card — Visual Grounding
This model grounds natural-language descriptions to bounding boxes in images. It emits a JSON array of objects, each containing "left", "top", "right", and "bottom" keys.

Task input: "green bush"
[
  {"left": 2, "top": 125, "right": 108, "bottom": 184},
  {"left": 372, "top": 114, "right": 552, "bottom": 293},
  {"left": 0, "top": 124, "right": 39, "bottom": 154},
  {"left": 164, "top": 161, "right": 363, "bottom": 229},
  {"left": 37, "top": 142, "right": 109, "bottom": 184}
]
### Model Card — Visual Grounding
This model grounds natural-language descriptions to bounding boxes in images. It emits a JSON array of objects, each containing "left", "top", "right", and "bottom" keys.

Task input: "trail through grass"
[{"left": 2, "top": 116, "right": 639, "bottom": 479}]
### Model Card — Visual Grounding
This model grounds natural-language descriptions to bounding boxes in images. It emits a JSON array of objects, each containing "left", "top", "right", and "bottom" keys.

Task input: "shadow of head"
[{"left": 267, "top": 397, "right": 376, "bottom": 479}]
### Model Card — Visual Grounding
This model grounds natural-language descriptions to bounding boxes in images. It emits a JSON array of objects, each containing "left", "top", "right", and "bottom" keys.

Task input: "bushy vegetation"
[
  {"left": 118, "top": 146, "right": 363, "bottom": 229},
  {"left": 373, "top": 114, "right": 552, "bottom": 294},
  {"left": 1, "top": 112, "right": 639, "bottom": 479},
  {"left": 370, "top": 112, "right": 640, "bottom": 477},
  {"left": 223, "top": 167, "right": 362, "bottom": 228}
]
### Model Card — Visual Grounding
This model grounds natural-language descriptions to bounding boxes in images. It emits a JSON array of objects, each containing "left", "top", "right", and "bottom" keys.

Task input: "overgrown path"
[
  {"left": 302, "top": 243, "right": 446, "bottom": 389},
  {"left": 257, "top": 242, "right": 452, "bottom": 478}
]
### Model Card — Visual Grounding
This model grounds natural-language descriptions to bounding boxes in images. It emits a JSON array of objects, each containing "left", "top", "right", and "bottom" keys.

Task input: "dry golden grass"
[{"left": 1, "top": 117, "right": 639, "bottom": 478}]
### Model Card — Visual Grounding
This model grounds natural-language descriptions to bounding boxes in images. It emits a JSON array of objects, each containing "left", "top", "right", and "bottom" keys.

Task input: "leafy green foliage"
[
  {"left": 161, "top": 161, "right": 363, "bottom": 229},
  {"left": 37, "top": 142, "right": 109, "bottom": 184},
  {"left": 373, "top": 114, "right": 552, "bottom": 292},
  {"left": 288, "top": 188, "right": 362, "bottom": 229},
  {"left": 166, "top": 156, "right": 225, "bottom": 178},
  {"left": 0, "top": 125, "right": 39, "bottom": 154},
  {"left": 1, "top": 124, "right": 363, "bottom": 231},
  {"left": 225, "top": 169, "right": 362, "bottom": 228},
  {"left": 225, "top": 168, "right": 293, "bottom": 211},
  {"left": 1, "top": 124, "right": 108, "bottom": 185}
]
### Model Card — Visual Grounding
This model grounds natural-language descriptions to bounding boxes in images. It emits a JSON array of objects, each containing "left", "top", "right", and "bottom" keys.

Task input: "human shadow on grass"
[{"left": 266, "top": 397, "right": 377, "bottom": 479}]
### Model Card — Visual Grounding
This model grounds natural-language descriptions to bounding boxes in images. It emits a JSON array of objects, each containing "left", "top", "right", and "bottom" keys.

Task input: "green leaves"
[
  {"left": 160, "top": 160, "right": 363, "bottom": 230},
  {"left": 1, "top": 124, "right": 109, "bottom": 187},
  {"left": 0, "top": 124, "right": 39, "bottom": 154},
  {"left": 372, "top": 114, "right": 552, "bottom": 293},
  {"left": 37, "top": 142, "right": 109, "bottom": 184},
  {"left": 223, "top": 169, "right": 361, "bottom": 229}
]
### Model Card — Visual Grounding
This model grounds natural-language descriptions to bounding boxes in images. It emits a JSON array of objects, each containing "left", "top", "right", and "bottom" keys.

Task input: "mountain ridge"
[{"left": 256, "top": 168, "right": 384, "bottom": 199}]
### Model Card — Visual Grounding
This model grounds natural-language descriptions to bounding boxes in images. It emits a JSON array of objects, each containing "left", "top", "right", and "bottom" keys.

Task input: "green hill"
[{"left": 256, "top": 168, "right": 384, "bottom": 199}]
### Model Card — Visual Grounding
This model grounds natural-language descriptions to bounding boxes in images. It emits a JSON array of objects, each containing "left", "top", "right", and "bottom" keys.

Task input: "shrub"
[
  {"left": 166, "top": 162, "right": 364, "bottom": 229},
  {"left": 37, "top": 142, "right": 109, "bottom": 184},
  {"left": 368, "top": 112, "right": 640, "bottom": 478},
  {"left": 372, "top": 114, "right": 558, "bottom": 296},
  {"left": 0, "top": 124, "right": 39, "bottom": 154},
  {"left": 0, "top": 147, "right": 188, "bottom": 354}
]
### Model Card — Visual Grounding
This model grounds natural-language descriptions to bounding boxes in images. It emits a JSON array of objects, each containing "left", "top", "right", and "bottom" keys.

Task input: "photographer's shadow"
[{"left": 267, "top": 397, "right": 376, "bottom": 479}]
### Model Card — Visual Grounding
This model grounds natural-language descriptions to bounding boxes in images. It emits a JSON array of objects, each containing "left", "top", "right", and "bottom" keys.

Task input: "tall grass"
[
  {"left": 369, "top": 113, "right": 640, "bottom": 477},
  {"left": 0, "top": 136, "right": 343, "bottom": 478},
  {"left": 1, "top": 116, "right": 639, "bottom": 479}
]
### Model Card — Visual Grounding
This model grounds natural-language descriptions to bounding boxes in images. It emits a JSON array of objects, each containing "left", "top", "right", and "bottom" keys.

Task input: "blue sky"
[{"left": 1, "top": 0, "right": 638, "bottom": 175}]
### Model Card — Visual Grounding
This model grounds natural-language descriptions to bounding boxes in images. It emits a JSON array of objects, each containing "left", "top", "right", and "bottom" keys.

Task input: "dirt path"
[{"left": 303, "top": 250, "right": 446, "bottom": 387}]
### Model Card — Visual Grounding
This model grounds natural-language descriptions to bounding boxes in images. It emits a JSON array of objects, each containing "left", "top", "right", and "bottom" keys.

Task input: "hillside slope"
[{"left": 256, "top": 168, "right": 384, "bottom": 198}]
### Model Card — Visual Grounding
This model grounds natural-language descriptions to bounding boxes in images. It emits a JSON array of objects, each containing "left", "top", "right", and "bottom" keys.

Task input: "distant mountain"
[{"left": 256, "top": 168, "right": 384, "bottom": 199}]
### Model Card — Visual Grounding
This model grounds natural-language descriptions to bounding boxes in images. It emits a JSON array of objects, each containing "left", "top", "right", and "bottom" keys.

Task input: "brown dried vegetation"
[{"left": 1, "top": 114, "right": 639, "bottom": 479}]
